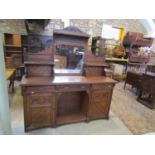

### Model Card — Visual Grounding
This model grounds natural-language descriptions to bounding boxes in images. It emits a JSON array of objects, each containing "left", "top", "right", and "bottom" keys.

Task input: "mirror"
[{"left": 54, "top": 44, "right": 85, "bottom": 70}]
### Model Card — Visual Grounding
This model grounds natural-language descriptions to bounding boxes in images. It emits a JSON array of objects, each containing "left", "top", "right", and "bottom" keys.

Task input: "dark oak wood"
[
  {"left": 21, "top": 27, "right": 116, "bottom": 131},
  {"left": 124, "top": 71, "right": 143, "bottom": 90},
  {"left": 124, "top": 70, "right": 155, "bottom": 109},
  {"left": 137, "top": 72, "right": 155, "bottom": 109},
  {"left": 21, "top": 75, "right": 116, "bottom": 86},
  {"left": 21, "top": 76, "right": 116, "bottom": 131},
  {"left": 23, "top": 35, "right": 53, "bottom": 77}
]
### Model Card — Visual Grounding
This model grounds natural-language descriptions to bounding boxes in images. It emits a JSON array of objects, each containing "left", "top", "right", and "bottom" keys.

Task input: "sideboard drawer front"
[
  {"left": 28, "top": 95, "right": 55, "bottom": 107},
  {"left": 92, "top": 84, "right": 113, "bottom": 90},
  {"left": 25, "top": 86, "right": 55, "bottom": 95},
  {"left": 56, "top": 84, "right": 90, "bottom": 91}
]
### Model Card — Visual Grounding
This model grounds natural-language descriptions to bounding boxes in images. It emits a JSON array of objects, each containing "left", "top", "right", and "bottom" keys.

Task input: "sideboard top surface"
[{"left": 21, "top": 75, "right": 116, "bottom": 86}]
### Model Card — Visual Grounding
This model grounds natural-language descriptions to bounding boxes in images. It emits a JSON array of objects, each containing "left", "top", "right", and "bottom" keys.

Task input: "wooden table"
[{"left": 6, "top": 68, "right": 15, "bottom": 93}]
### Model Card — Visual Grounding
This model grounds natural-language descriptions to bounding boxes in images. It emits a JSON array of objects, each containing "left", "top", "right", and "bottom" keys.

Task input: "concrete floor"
[{"left": 0, "top": 81, "right": 132, "bottom": 135}]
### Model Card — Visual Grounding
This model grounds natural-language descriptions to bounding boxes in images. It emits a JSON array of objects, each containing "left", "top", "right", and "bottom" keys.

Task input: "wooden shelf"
[
  {"left": 85, "top": 63, "right": 108, "bottom": 67},
  {"left": 5, "top": 50, "right": 22, "bottom": 54},
  {"left": 4, "top": 44, "right": 21, "bottom": 47},
  {"left": 22, "top": 44, "right": 28, "bottom": 47},
  {"left": 55, "top": 69, "right": 81, "bottom": 76},
  {"left": 56, "top": 112, "right": 86, "bottom": 125},
  {"left": 24, "top": 61, "right": 54, "bottom": 65}
]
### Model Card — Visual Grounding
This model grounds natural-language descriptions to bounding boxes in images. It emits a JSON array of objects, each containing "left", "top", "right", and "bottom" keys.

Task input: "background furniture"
[
  {"left": 4, "top": 33, "right": 28, "bottom": 80},
  {"left": 123, "top": 32, "right": 153, "bottom": 63},
  {"left": 91, "top": 36, "right": 105, "bottom": 57},
  {"left": 123, "top": 32, "right": 153, "bottom": 47},
  {"left": 6, "top": 68, "right": 15, "bottom": 93},
  {"left": 124, "top": 71, "right": 143, "bottom": 91},
  {"left": 137, "top": 72, "right": 155, "bottom": 109},
  {"left": 105, "top": 58, "right": 128, "bottom": 80},
  {"left": 124, "top": 63, "right": 155, "bottom": 109}
]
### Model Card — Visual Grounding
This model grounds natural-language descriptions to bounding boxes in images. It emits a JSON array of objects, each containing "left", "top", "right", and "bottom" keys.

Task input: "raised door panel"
[
  {"left": 89, "top": 89, "right": 111, "bottom": 119},
  {"left": 25, "top": 94, "right": 55, "bottom": 130}
]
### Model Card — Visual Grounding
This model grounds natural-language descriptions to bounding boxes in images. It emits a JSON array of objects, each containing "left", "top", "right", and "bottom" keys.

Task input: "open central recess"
[{"left": 56, "top": 91, "right": 89, "bottom": 124}]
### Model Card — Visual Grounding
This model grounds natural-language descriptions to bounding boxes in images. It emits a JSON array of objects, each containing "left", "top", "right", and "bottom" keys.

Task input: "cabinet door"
[
  {"left": 89, "top": 89, "right": 112, "bottom": 119},
  {"left": 24, "top": 94, "right": 55, "bottom": 131},
  {"left": 13, "top": 34, "right": 21, "bottom": 47}
]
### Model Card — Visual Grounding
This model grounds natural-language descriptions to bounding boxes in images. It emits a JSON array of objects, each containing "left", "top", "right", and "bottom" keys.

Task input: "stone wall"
[
  {"left": 0, "top": 19, "right": 148, "bottom": 36},
  {"left": 0, "top": 19, "right": 64, "bottom": 35},
  {"left": 70, "top": 19, "right": 147, "bottom": 36},
  {"left": 32, "top": 19, "right": 64, "bottom": 35},
  {"left": 70, "top": 19, "right": 103, "bottom": 36},
  {"left": 0, "top": 19, "right": 26, "bottom": 34}
]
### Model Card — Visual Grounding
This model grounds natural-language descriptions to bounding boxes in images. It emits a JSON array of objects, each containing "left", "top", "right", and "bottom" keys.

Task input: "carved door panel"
[
  {"left": 25, "top": 94, "right": 55, "bottom": 130},
  {"left": 89, "top": 89, "right": 111, "bottom": 119}
]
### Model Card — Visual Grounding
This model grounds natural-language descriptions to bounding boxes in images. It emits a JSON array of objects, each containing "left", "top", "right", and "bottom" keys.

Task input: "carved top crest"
[{"left": 53, "top": 26, "right": 89, "bottom": 38}]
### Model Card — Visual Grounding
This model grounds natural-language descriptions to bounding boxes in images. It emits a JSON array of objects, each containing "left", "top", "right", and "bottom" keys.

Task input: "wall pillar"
[{"left": 0, "top": 33, "right": 12, "bottom": 134}]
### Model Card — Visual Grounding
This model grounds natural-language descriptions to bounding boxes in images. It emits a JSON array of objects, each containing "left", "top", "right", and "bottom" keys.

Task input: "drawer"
[
  {"left": 24, "top": 86, "right": 55, "bottom": 95},
  {"left": 92, "top": 84, "right": 113, "bottom": 90},
  {"left": 27, "top": 95, "right": 55, "bottom": 107},
  {"left": 56, "top": 84, "right": 90, "bottom": 91}
]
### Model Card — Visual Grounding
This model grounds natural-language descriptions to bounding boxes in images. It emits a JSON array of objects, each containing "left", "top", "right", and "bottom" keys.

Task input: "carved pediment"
[{"left": 53, "top": 26, "right": 89, "bottom": 38}]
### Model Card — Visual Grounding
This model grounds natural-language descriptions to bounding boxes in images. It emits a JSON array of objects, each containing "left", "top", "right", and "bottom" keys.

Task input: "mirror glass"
[{"left": 54, "top": 44, "right": 85, "bottom": 71}]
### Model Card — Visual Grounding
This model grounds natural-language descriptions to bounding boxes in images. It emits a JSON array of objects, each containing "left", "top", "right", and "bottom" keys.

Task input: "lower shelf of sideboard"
[{"left": 56, "top": 112, "right": 87, "bottom": 125}]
